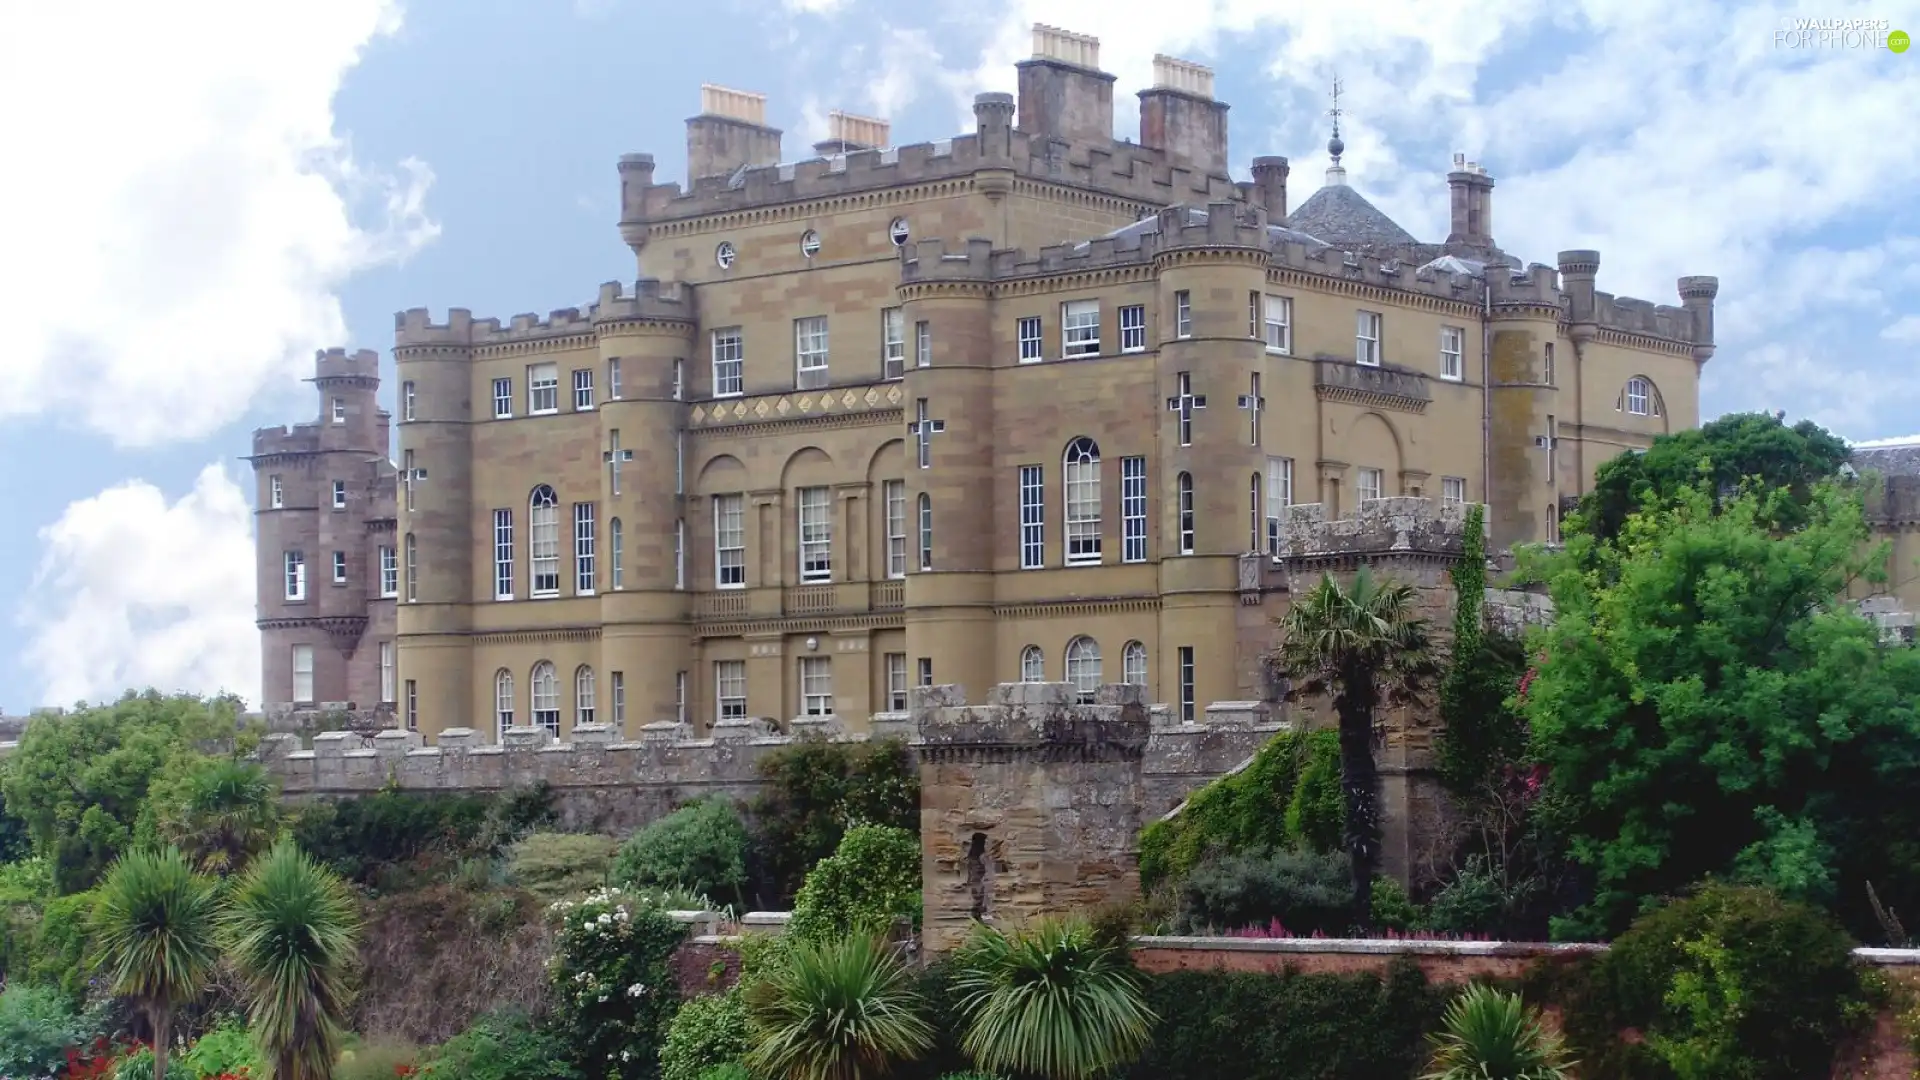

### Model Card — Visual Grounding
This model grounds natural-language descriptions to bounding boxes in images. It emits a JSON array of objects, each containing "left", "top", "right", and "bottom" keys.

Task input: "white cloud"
[
  {"left": 19, "top": 466, "right": 259, "bottom": 709},
  {"left": 0, "top": 1, "right": 437, "bottom": 449},
  {"left": 1884, "top": 315, "right": 1920, "bottom": 343}
]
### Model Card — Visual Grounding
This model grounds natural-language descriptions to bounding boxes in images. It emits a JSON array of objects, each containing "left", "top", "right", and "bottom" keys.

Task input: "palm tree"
[
  {"left": 1269, "top": 566, "right": 1433, "bottom": 930},
  {"left": 950, "top": 916, "right": 1156, "bottom": 1080},
  {"left": 223, "top": 840, "right": 361, "bottom": 1080},
  {"left": 160, "top": 759, "right": 281, "bottom": 875},
  {"left": 1422, "top": 983, "right": 1576, "bottom": 1080},
  {"left": 94, "top": 847, "right": 223, "bottom": 1080},
  {"left": 743, "top": 933, "right": 934, "bottom": 1080}
]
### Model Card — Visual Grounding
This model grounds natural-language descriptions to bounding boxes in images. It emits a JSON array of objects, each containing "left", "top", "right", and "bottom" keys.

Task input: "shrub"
[
  {"left": 545, "top": 886, "right": 687, "bottom": 1078},
  {"left": 696, "top": 1065, "right": 752, "bottom": 1080},
  {"left": 180, "top": 1019, "right": 261, "bottom": 1077},
  {"left": 1174, "top": 848, "right": 1351, "bottom": 935},
  {"left": 507, "top": 832, "right": 620, "bottom": 902},
  {"left": 951, "top": 916, "right": 1156, "bottom": 1080},
  {"left": 751, "top": 738, "right": 919, "bottom": 903},
  {"left": 787, "top": 823, "right": 921, "bottom": 944},
  {"left": 610, "top": 799, "right": 750, "bottom": 906},
  {"left": 332, "top": 1036, "right": 422, "bottom": 1080},
  {"left": 743, "top": 934, "right": 934, "bottom": 1080},
  {"left": 0, "top": 982, "right": 96, "bottom": 1078},
  {"left": 1138, "top": 729, "right": 1341, "bottom": 892},
  {"left": 290, "top": 783, "right": 554, "bottom": 888},
  {"left": 659, "top": 989, "right": 749, "bottom": 1080},
  {"left": 1421, "top": 984, "right": 1574, "bottom": 1080},
  {"left": 1424, "top": 856, "right": 1510, "bottom": 936},
  {"left": 421, "top": 1008, "right": 580, "bottom": 1080},
  {"left": 112, "top": 1045, "right": 156, "bottom": 1080},
  {"left": 1370, "top": 877, "right": 1422, "bottom": 933},
  {"left": 31, "top": 887, "right": 103, "bottom": 1005}
]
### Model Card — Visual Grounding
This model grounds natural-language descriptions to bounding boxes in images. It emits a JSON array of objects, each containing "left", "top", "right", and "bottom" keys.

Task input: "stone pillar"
[{"left": 914, "top": 681, "right": 1151, "bottom": 954}]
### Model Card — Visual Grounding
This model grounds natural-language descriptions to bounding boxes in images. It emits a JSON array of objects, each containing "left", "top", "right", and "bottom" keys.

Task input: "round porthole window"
[
  {"left": 800, "top": 230, "right": 821, "bottom": 258},
  {"left": 715, "top": 241, "right": 736, "bottom": 270},
  {"left": 888, "top": 217, "right": 910, "bottom": 246}
]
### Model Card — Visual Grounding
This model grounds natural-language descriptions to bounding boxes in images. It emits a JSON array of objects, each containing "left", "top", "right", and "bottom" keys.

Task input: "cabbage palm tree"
[
  {"left": 1423, "top": 983, "right": 1576, "bottom": 1080},
  {"left": 1269, "top": 567, "right": 1433, "bottom": 930},
  {"left": 950, "top": 916, "right": 1156, "bottom": 1080},
  {"left": 223, "top": 840, "right": 361, "bottom": 1080},
  {"left": 743, "top": 933, "right": 934, "bottom": 1080},
  {"left": 94, "top": 846, "right": 222, "bottom": 1080},
  {"left": 160, "top": 759, "right": 281, "bottom": 875}
]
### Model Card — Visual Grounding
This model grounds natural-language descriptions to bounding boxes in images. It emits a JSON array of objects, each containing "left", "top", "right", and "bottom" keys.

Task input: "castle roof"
[
  {"left": 1852, "top": 436, "right": 1920, "bottom": 477},
  {"left": 1283, "top": 183, "right": 1419, "bottom": 252},
  {"left": 1080, "top": 206, "right": 1332, "bottom": 253}
]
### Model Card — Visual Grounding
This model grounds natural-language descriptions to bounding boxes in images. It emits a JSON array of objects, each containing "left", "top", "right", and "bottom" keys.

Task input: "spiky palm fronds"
[
  {"left": 222, "top": 840, "right": 361, "bottom": 1080},
  {"left": 743, "top": 933, "right": 934, "bottom": 1080},
  {"left": 94, "top": 847, "right": 222, "bottom": 1080},
  {"left": 950, "top": 917, "right": 1156, "bottom": 1080},
  {"left": 1422, "top": 983, "right": 1576, "bottom": 1080}
]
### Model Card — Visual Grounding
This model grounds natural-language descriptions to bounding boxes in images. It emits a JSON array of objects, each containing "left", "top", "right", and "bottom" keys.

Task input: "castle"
[{"left": 247, "top": 26, "right": 1722, "bottom": 738}]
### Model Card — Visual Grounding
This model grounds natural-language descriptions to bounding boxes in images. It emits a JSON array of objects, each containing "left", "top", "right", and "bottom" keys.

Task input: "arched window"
[
  {"left": 610, "top": 518, "right": 623, "bottom": 590},
  {"left": 918, "top": 493, "right": 933, "bottom": 571},
  {"left": 1620, "top": 376, "right": 1661, "bottom": 417},
  {"left": 1064, "top": 437, "right": 1102, "bottom": 565},
  {"left": 530, "top": 661, "right": 559, "bottom": 735},
  {"left": 575, "top": 665, "right": 596, "bottom": 728},
  {"left": 1177, "top": 472, "right": 1195, "bottom": 555},
  {"left": 1065, "top": 636, "right": 1102, "bottom": 703},
  {"left": 1020, "top": 645, "right": 1045, "bottom": 683},
  {"left": 1122, "top": 641, "right": 1147, "bottom": 687},
  {"left": 529, "top": 485, "right": 560, "bottom": 596},
  {"left": 403, "top": 532, "right": 417, "bottom": 602},
  {"left": 494, "top": 668, "right": 514, "bottom": 740}
]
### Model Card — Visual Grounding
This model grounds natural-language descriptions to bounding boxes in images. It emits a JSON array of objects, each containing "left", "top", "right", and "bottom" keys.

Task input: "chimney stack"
[
  {"left": 813, "top": 110, "right": 890, "bottom": 157},
  {"left": 686, "top": 84, "right": 783, "bottom": 184},
  {"left": 1251, "top": 156, "right": 1290, "bottom": 221},
  {"left": 1446, "top": 151, "right": 1497, "bottom": 250},
  {"left": 1015, "top": 25, "right": 1116, "bottom": 147},
  {"left": 1137, "top": 55, "right": 1229, "bottom": 177}
]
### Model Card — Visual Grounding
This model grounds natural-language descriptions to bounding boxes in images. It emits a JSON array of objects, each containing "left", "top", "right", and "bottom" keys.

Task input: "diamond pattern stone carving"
[
  {"left": 752, "top": 400, "right": 769, "bottom": 417},
  {"left": 690, "top": 405, "right": 707, "bottom": 424},
  {"left": 886, "top": 385, "right": 903, "bottom": 405},
  {"left": 863, "top": 388, "right": 880, "bottom": 406},
  {"left": 841, "top": 390, "right": 859, "bottom": 408},
  {"left": 774, "top": 397, "right": 790, "bottom": 415}
]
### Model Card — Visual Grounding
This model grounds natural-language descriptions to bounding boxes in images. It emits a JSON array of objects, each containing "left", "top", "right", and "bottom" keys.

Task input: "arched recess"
[
  {"left": 868, "top": 440, "right": 907, "bottom": 579},
  {"left": 778, "top": 445, "right": 837, "bottom": 490},
  {"left": 1616, "top": 375, "right": 1670, "bottom": 431},
  {"left": 493, "top": 668, "right": 515, "bottom": 740},
  {"left": 1064, "top": 636, "right": 1102, "bottom": 703},
  {"left": 696, "top": 452, "right": 748, "bottom": 489},
  {"left": 1341, "top": 411, "right": 1406, "bottom": 503}
]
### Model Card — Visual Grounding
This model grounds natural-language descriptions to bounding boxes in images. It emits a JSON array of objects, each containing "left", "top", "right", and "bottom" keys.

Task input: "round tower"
[
  {"left": 393, "top": 309, "right": 477, "bottom": 738},
  {"left": 1485, "top": 263, "right": 1566, "bottom": 549},
  {"left": 1149, "top": 202, "right": 1272, "bottom": 708},
  {"left": 899, "top": 237, "right": 998, "bottom": 702},
  {"left": 594, "top": 279, "right": 696, "bottom": 736}
]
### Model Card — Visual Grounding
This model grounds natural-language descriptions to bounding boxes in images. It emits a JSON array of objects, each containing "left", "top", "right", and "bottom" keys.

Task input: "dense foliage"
[
  {"left": 94, "top": 846, "right": 222, "bottom": 1080},
  {"left": 1523, "top": 481, "right": 1920, "bottom": 938},
  {"left": 545, "top": 885, "right": 687, "bottom": 1078},
  {"left": 659, "top": 989, "right": 749, "bottom": 1080},
  {"left": 1420, "top": 984, "right": 1574, "bottom": 1080},
  {"left": 950, "top": 917, "right": 1155, "bottom": 1080},
  {"left": 419, "top": 1008, "right": 580, "bottom": 1080},
  {"left": 742, "top": 933, "right": 934, "bottom": 1080},
  {"left": 787, "top": 823, "right": 921, "bottom": 945},
  {"left": 611, "top": 797, "right": 751, "bottom": 908},
  {"left": 1434, "top": 503, "right": 1530, "bottom": 797},
  {"left": 0, "top": 981, "right": 100, "bottom": 1078},
  {"left": 1138, "top": 729, "right": 1342, "bottom": 894},
  {"left": 750, "top": 738, "right": 919, "bottom": 904},
  {"left": 289, "top": 782, "right": 555, "bottom": 889},
  {"left": 1174, "top": 848, "right": 1352, "bottom": 935},
  {"left": 223, "top": 840, "right": 363, "bottom": 1080},
  {"left": 507, "top": 832, "right": 621, "bottom": 902}
]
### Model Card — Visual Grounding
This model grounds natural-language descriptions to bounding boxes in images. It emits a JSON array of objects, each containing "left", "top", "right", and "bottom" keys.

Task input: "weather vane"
[{"left": 1326, "top": 75, "right": 1345, "bottom": 168}]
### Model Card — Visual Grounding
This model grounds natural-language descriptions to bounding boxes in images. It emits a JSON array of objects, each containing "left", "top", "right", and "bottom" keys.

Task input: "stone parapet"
[{"left": 1279, "top": 497, "right": 1480, "bottom": 563}]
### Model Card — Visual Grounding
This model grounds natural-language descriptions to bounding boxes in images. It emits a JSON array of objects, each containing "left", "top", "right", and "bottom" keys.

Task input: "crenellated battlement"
[
  {"left": 394, "top": 280, "right": 696, "bottom": 355},
  {"left": 1592, "top": 291, "right": 1693, "bottom": 340},
  {"left": 250, "top": 422, "right": 321, "bottom": 458},
  {"left": 312, "top": 347, "right": 381, "bottom": 383},
  {"left": 592, "top": 278, "right": 697, "bottom": 326}
]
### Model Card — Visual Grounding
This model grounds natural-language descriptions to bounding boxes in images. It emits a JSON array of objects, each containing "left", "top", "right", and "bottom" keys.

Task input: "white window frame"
[
  {"left": 1061, "top": 300, "right": 1100, "bottom": 358},
  {"left": 672, "top": 358, "right": 682, "bottom": 400},
  {"left": 528, "top": 363, "right": 560, "bottom": 415},
  {"left": 1119, "top": 304, "right": 1146, "bottom": 352},
  {"left": 674, "top": 518, "right": 685, "bottom": 590},
  {"left": 1440, "top": 326, "right": 1465, "bottom": 381},
  {"left": 716, "top": 660, "right": 747, "bottom": 722},
  {"left": 1264, "top": 295, "right": 1292, "bottom": 353},
  {"left": 1175, "top": 290, "right": 1192, "bottom": 338},
  {"left": 573, "top": 502, "right": 596, "bottom": 595},
  {"left": 795, "top": 316, "right": 830, "bottom": 389},
  {"left": 712, "top": 328, "right": 744, "bottom": 397},
  {"left": 493, "top": 509, "right": 515, "bottom": 601},
  {"left": 493, "top": 378, "right": 513, "bottom": 419},
  {"left": 332, "top": 480, "right": 346, "bottom": 510},
  {"left": 1357, "top": 467, "right": 1385, "bottom": 504},
  {"left": 331, "top": 397, "right": 346, "bottom": 424},
  {"left": 1121, "top": 456, "right": 1147, "bottom": 563},
  {"left": 1544, "top": 343, "right": 1556, "bottom": 386},
  {"left": 611, "top": 671, "right": 626, "bottom": 727},
  {"left": 403, "top": 381, "right": 415, "bottom": 421},
  {"left": 1018, "top": 316, "right": 1043, "bottom": 362},
  {"left": 797, "top": 486, "right": 832, "bottom": 583},
  {"left": 917, "top": 657, "right": 933, "bottom": 686},
  {"left": 405, "top": 679, "right": 417, "bottom": 730},
  {"left": 675, "top": 671, "right": 687, "bottom": 725},
  {"left": 331, "top": 551, "right": 347, "bottom": 584},
  {"left": 379, "top": 546, "right": 398, "bottom": 598},
  {"left": 881, "top": 307, "right": 905, "bottom": 380},
  {"left": 884, "top": 480, "right": 906, "bottom": 579},
  {"left": 1442, "top": 476, "right": 1467, "bottom": 508},
  {"left": 1063, "top": 437, "right": 1102, "bottom": 566},
  {"left": 1626, "top": 377, "right": 1652, "bottom": 416},
  {"left": 531, "top": 661, "right": 559, "bottom": 736},
  {"left": 714, "top": 494, "right": 745, "bottom": 588},
  {"left": 1019, "top": 465, "right": 1045, "bottom": 570},
  {"left": 918, "top": 494, "right": 933, "bottom": 572},
  {"left": 1177, "top": 473, "right": 1195, "bottom": 555},
  {"left": 292, "top": 645, "right": 314, "bottom": 703},
  {"left": 269, "top": 475, "right": 282, "bottom": 509},
  {"left": 611, "top": 517, "right": 624, "bottom": 590},
  {"left": 380, "top": 642, "right": 395, "bottom": 704},
  {"left": 284, "top": 551, "right": 307, "bottom": 601},
  {"left": 915, "top": 320, "right": 931, "bottom": 368},
  {"left": 575, "top": 665, "right": 596, "bottom": 727},
  {"left": 1122, "top": 641, "right": 1147, "bottom": 687},
  {"left": 1356, "top": 310, "right": 1383, "bottom": 366},
  {"left": 529, "top": 487, "right": 560, "bottom": 597},
  {"left": 404, "top": 533, "right": 417, "bottom": 602},
  {"left": 609, "top": 357, "right": 623, "bottom": 400},
  {"left": 1266, "top": 458, "right": 1293, "bottom": 555},
  {"left": 1020, "top": 645, "right": 1045, "bottom": 682},
  {"left": 1178, "top": 646, "right": 1195, "bottom": 725},
  {"left": 494, "top": 669, "right": 515, "bottom": 737},
  {"left": 573, "top": 368, "right": 594, "bottom": 410},
  {"left": 885, "top": 653, "right": 908, "bottom": 711},
  {"left": 1065, "top": 636, "right": 1102, "bottom": 703},
  {"left": 799, "top": 655, "right": 833, "bottom": 717}
]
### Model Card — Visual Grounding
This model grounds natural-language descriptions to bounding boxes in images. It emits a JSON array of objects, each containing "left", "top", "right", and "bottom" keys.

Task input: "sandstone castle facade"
[{"left": 250, "top": 26, "right": 1722, "bottom": 739}]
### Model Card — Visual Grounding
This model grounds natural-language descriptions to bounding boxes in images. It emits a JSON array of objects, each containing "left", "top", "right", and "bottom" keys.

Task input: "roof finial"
[{"left": 1325, "top": 75, "right": 1348, "bottom": 187}]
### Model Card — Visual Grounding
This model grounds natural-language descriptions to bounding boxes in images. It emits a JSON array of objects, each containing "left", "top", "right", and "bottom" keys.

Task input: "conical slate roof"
[{"left": 1284, "top": 184, "right": 1418, "bottom": 251}]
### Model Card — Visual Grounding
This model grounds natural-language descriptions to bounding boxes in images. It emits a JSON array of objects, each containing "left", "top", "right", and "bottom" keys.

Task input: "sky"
[{"left": 0, "top": 0, "right": 1914, "bottom": 715}]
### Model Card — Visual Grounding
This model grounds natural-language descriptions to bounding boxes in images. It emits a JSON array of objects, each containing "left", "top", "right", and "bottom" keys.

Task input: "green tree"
[
  {"left": 610, "top": 797, "right": 751, "bottom": 907},
  {"left": 743, "top": 933, "right": 934, "bottom": 1080},
  {"left": 751, "top": 739, "right": 918, "bottom": 904},
  {"left": 950, "top": 916, "right": 1156, "bottom": 1080},
  {"left": 1575, "top": 412, "right": 1850, "bottom": 545},
  {"left": 147, "top": 758, "right": 282, "bottom": 876},
  {"left": 1522, "top": 481, "right": 1920, "bottom": 938},
  {"left": 0, "top": 692, "right": 246, "bottom": 893},
  {"left": 1435, "top": 503, "right": 1529, "bottom": 797},
  {"left": 223, "top": 840, "right": 362, "bottom": 1080},
  {"left": 93, "top": 847, "right": 222, "bottom": 1080},
  {"left": 787, "top": 824, "right": 920, "bottom": 945},
  {"left": 1268, "top": 567, "right": 1434, "bottom": 929}
]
